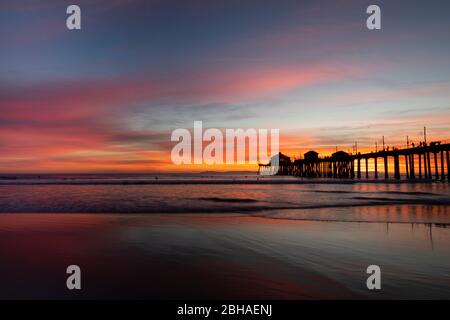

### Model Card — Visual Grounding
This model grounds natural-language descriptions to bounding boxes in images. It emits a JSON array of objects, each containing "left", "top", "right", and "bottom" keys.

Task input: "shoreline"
[
  {"left": 0, "top": 178, "right": 447, "bottom": 185},
  {"left": 1, "top": 208, "right": 450, "bottom": 226}
]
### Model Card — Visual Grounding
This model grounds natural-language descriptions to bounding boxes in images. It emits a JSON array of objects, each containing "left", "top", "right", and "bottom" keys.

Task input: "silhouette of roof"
[
  {"left": 270, "top": 152, "right": 291, "bottom": 164},
  {"left": 304, "top": 150, "right": 319, "bottom": 160},
  {"left": 331, "top": 151, "right": 351, "bottom": 160}
]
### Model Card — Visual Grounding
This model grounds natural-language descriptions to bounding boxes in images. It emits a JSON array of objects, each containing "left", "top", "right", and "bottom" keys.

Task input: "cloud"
[{"left": 2, "top": 0, "right": 449, "bottom": 172}]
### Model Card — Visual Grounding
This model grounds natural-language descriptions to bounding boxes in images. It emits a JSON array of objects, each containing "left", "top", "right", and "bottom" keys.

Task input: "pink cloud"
[{"left": 0, "top": 61, "right": 368, "bottom": 172}]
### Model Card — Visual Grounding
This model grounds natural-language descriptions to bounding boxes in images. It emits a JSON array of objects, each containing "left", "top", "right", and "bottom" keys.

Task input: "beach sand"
[{"left": 1, "top": 212, "right": 449, "bottom": 299}]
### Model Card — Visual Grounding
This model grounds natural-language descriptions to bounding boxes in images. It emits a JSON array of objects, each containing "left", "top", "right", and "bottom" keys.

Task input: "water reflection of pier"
[{"left": 259, "top": 142, "right": 450, "bottom": 181}]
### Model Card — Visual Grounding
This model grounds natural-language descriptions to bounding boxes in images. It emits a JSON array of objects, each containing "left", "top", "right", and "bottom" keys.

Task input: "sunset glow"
[{"left": 1, "top": 0, "right": 450, "bottom": 173}]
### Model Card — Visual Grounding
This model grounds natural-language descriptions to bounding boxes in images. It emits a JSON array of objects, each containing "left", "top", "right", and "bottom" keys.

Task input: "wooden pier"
[{"left": 258, "top": 142, "right": 450, "bottom": 181}]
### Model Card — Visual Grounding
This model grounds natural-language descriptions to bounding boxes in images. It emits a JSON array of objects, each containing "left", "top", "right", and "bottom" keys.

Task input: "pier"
[{"left": 258, "top": 142, "right": 450, "bottom": 181}]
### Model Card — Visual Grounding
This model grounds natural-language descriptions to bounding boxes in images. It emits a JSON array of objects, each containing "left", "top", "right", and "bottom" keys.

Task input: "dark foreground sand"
[{"left": 1, "top": 213, "right": 450, "bottom": 299}]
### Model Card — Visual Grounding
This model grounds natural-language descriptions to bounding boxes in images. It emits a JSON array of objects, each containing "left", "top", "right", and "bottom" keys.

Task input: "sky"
[{"left": 1, "top": 0, "right": 450, "bottom": 173}]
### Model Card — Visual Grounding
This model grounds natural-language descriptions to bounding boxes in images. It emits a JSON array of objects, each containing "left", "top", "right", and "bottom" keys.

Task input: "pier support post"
[
  {"left": 365, "top": 158, "right": 369, "bottom": 179},
  {"left": 434, "top": 152, "right": 439, "bottom": 180},
  {"left": 447, "top": 150, "right": 450, "bottom": 182},
  {"left": 447, "top": 150, "right": 450, "bottom": 181},
  {"left": 374, "top": 157, "right": 378, "bottom": 179},
  {"left": 405, "top": 155, "right": 409, "bottom": 179},
  {"left": 357, "top": 158, "right": 361, "bottom": 179},
  {"left": 441, "top": 151, "right": 445, "bottom": 180},
  {"left": 333, "top": 161, "right": 337, "bottom": 178},
  {"left": 410, "top": 153, "right": 415, "bottom": 179},
  {"left": 427, "top": 152, "right": 432, "bottom": 179},
  {"left": 418, "top": 153, "right": 422, "bottom": 179},
  {"left": 350, "top": 160, "right": 355, "bottom": 178},
  {"left": 384, "top": 156, "right": 389, "bottom": 179},
  {"left": 394, "top": 154, "right": 401, "bottom": 180}
]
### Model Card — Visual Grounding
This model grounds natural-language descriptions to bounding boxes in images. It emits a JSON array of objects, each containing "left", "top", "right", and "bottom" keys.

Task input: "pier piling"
[
  {"left": 384, "top": 156, "right": 389, "bottom": 179},
  {"left": 447, "top": 150, "right": 450, "bottom": 181},
  {"left": 394, "top": 153, "right": 401, "bottom": 180},
  {"left": 357, "top": 158, "right": 361, "bottom": 179},
  {"left": 405, "top": 155, "right": 409, "bottom": 179},
  {"left": 427, "top": 152, "right": 432, "bottom": 179},
  {"left": 418, "top": 153, "right": 422, "bottom": 179},
  {"left": 365, "top": 158, "right": 369, "bottom": 179},
  {"left": 374, "top": 157, "right": 378, "bottom": 179},
  {"left": 434, "top": 152, "right": 439, "bottom": 180}
]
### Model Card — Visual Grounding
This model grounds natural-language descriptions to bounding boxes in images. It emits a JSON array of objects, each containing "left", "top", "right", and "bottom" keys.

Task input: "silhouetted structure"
[
  {"left": 258, "top": 152, "right": 293, "bottom": 175},
  {"left": 258, "top": 142, "right": 450, "bottom": 181}
]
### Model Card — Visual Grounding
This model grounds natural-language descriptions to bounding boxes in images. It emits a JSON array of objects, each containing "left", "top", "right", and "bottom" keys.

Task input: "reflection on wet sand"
[
  {"left": 1, "top": 212, "right": 449, "bottom": 299},
  {"left": 257, "top": 204, "right": 450, "bottom": 224}
]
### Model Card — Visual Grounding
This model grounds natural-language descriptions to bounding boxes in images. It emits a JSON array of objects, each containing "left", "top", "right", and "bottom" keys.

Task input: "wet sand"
[{"left": 1, "top": 212, "right": 449, "bottom": 299}]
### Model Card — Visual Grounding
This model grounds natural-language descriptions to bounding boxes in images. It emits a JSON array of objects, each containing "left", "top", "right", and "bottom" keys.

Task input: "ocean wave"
[
  {"left": 195, "top": 197, "right": 259, "bottom": 203},
  {"left": 1, "top": 178, "right": 444, "bottom": 185},
  {"left": 2, "top": 198, "right": 450, "bottom": 214},
  {"left": 311, "top": 190, "right": 437, "bottom": 196},
  {"left": 252, "top": 212, "right": 450, "bottom": 226}
]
